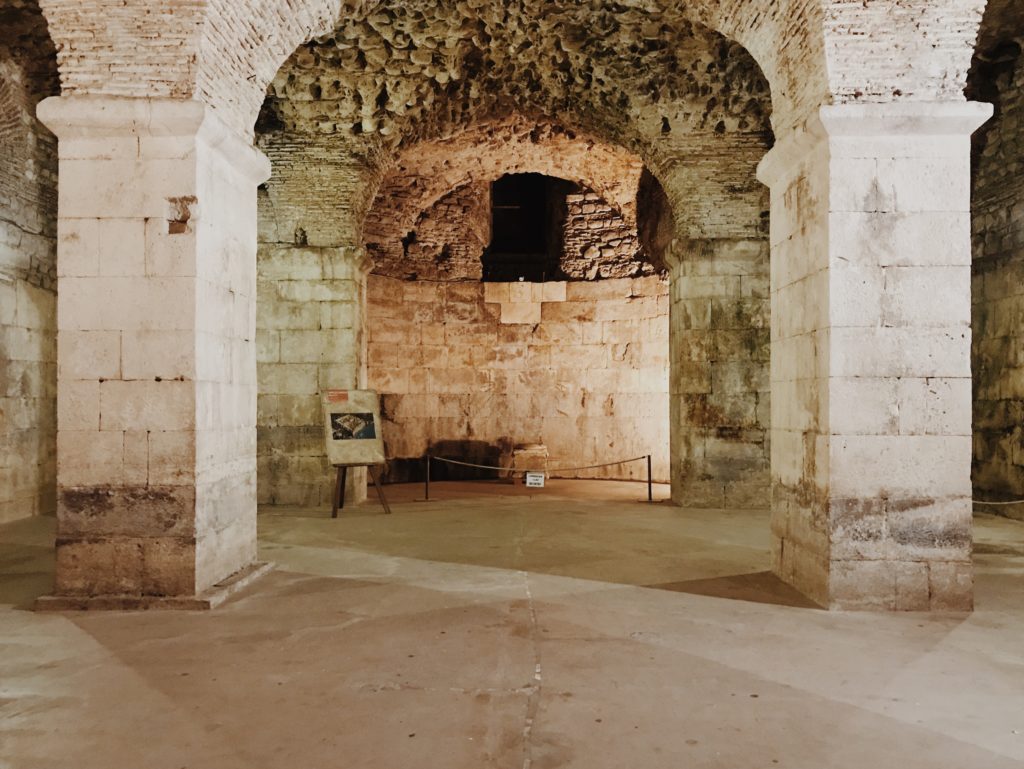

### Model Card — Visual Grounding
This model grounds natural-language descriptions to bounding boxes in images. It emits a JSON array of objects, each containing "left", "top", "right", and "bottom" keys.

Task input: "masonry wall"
[
  {"left": 561, "top": 192, "right": 649, "bottom": 280},
  {"left": 367, "top": 276, "right": 669, "bottom": 483},
  {"left": 256, "top": 245, "right": 368, "bottom": 507},
  {"left": 0, "top": 59, "right": 57, "bottom": 524},
  {"left": 972, "top": 47, "right": 1024, "bottom": 519},
  {"left": 366, "top": 182, "right": 491, "bottom": 282}
]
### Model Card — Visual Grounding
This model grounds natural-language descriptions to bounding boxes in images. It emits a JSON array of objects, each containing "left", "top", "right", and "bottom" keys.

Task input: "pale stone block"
[
  {"left": 59, "top": 330, "right": 121, "bottom": 380},
  {"left": 57, "top": 380, "right": 100, "bottom": 431},
  {"left": 928, "top": 561, "right": 973, "bottom": 611},
  {"left": 896, "top": 377, "right": 971, "bottom": 437},
  {"left": 121, "top": 330, "right": 196, "bottom": 380},
  {"left": 57, "top": 219, "right": 100, "bottom": 277},
  {"left": 830, "top": 560, "right": 896, "bottom": 611},
  {"left": 100, "top": 380, "right": 195, "bottom": 431},
  {"left": 148, "top": 431, "right": 196, "bottom": 484},
  {"left": 319, "top": 302, "right": 356, "bottom": 330},
  {"left": 123, "top": 430, "right": 149, "bottom": 484},
  {"left": 195, "top": 282, "right": 233, "bottom": 334},
  {"left": 259, "top": 363, "right": 319, "bottom": 395},
  {"left": 508, "top": 282, "right": 532, "bottom": 304},
  {"left": 829, "top": 377, "right": 898, "bottom": 436},
  {"left": 829, "top": 134, "right": 969, "bottom": 161},
  {"left": 57, "top": 157, "right": 197, "bottom": 219},
  {"left": 500, "top": 302, "right": 541, "bottom": 325},
  {"left": 542, "top": 282, "right": 567, "bottom": 302},
  {"left": 884, "top": 155, "right": 971, "bottom": 214},
  {"left": 99, "top": 219, "right": 146, "bottom": 276},
  {"left": 829, "top": 263, "right": 884, "bottom": 328},
  {"left": 830, "top": 327, "right": 970, "bottom": 379},
  {"left": 145, "top": 218, "right": 196, "bottom": 277},
  {"left": 57, "top": 429, "right": 125, "bottom": 487},
  {"left": 829, "top": 158, "right": 895, "bottom": 213},
  {"left": 882, "top": 266, "right": 970, "bottom": 328},
  {"left": 59, "top": 277, "right": 197, "bottom": 331},
  {"left": 139, "top": 134, "right": 198, "bottom": 160},
  {"left": 830, "top": 435, "right": 971, "bottom": 497},
  {"left": 829, "top": 212, "right": 971, "bottom": 267},
  {"left": 894, "top": 562, "right": 930, "bottom": 611}
]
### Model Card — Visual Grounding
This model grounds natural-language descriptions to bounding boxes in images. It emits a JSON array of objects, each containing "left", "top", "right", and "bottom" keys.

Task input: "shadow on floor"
[
  {"left": 0, "top": 542, "right": 55, "bottom": 609},
  {"left": 645, "top": 570, "right": 822, "bottom": 609}
]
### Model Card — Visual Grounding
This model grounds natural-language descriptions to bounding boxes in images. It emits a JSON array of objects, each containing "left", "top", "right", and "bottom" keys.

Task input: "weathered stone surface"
[
  {"left": 39, "top": 95, "right": 269, "bottom": 599},
  {"left": 969, "top": 0, "right": 1024, "bottom": 520},
  {"left": 758, "top": 102, "right": 990, "bottom": 610},
  {"left": 366, "top": 276, "right": 669, "bottom": 485},
  {"left": 0, "top": 3, "right": 59, "bottom": 525}
]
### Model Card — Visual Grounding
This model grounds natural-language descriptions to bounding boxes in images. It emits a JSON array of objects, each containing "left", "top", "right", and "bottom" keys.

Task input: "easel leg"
[
  {"left": 368, "top": 466, "right": 392, "bottom": 515},
  {"left": 332, "top": 466, "right": 348, "bottom": 519}
]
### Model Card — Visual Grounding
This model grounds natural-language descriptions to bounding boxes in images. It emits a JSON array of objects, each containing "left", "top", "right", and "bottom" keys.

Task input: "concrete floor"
[{"left": 1, "top": 479, "right": 1023, "bottom": 768}]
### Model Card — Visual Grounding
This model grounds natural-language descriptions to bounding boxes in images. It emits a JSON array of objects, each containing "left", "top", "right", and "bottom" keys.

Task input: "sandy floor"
[{"left": 1, "top": 480, "right": 1023, "bottom": 768}]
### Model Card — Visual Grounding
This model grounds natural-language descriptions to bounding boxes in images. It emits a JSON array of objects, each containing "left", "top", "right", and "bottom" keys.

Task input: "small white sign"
[{"left": 525, "top": 472, "right": 546, "bottom": 488}]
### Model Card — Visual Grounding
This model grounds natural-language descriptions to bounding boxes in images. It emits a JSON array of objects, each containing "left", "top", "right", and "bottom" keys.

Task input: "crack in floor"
[{"left": 521, "top": 570, "right": 543, "bottom": 769}]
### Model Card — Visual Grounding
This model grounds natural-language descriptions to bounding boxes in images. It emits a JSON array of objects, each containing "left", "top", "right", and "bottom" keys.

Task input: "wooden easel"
[{"left": 331, "top": 464, "right": 392, "bottom": 517}]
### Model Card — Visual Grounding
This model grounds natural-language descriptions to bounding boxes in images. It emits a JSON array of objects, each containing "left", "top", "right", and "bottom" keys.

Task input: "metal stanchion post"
[
  {"left": 425, "top": 455, "right": 430, "bottom": 501},
  {"left": 647, "top": 454, "right": 653, "bottom": 503}
]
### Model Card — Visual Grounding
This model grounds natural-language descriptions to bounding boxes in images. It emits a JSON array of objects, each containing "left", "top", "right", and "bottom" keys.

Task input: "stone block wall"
[
  {"left": 0, "top": 58, "right": 58, "bottom": 524},
  {"left": 971, "top": 38, "right": 1024, "bottom": 518},
  {"left": 668, "top": 239, "right": 771, "bottom": 510},
  {"left": 256, "top": 246, "right": 369, "bottom": 506},
  {"left": 367, "top": 276, "right": 669, "bottom": 483}
]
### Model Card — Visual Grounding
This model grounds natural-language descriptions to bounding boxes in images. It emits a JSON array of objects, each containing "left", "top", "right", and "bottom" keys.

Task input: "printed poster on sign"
[{"left": 322, "top": 389, "right": 386, "bottom": 466}]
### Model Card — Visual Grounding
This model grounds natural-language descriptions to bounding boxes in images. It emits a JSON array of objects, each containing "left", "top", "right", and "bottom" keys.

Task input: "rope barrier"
[
  {"left": 424, "top": 453, "right": 656, "bottom": 502},
  {"left": 430, "top": 454, "right": 650, "bottom": 474},
  {"left": 429, "top": 456, "right": 1024, "bottom": 508}
]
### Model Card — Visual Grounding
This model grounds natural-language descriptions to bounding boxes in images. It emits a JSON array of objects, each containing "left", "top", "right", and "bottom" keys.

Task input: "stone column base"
[{"left": 35, "top": 562, "right": 275, "bottom": 611}]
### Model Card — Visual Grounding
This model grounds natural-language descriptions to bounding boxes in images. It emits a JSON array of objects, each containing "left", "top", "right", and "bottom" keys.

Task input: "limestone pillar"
[
  {"left": 659, "top": 140, "right": 772, "bottom": 510},
  {"left": 668, "top": 240, "right": 770, "bottom": 509},
  {"left": 39, "top": 96, "right": 270, "bottom": 605},
  {"left": 758, "top": 102, "right": 992, "bottom": 610}
]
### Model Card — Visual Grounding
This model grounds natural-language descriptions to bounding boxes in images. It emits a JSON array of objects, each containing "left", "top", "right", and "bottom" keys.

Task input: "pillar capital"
[
  {"left": 817, "top": 101, "right": 993, "bottom": 139},
  {"left": 757, "top": 101, "right": 993, "bottom": 188},
  {"left": 38, "top": 95, "right": 270, "bottom": 185}
]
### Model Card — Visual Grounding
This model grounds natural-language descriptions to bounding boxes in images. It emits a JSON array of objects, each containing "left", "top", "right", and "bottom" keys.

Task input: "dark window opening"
[{"left": 482, "top": 173, "right": 577, "bottom": 282}]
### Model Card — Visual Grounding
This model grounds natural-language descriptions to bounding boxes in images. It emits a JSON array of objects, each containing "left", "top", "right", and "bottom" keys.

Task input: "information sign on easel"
[{"left": 322, "top": 389, "right": 391, "bottom": 515}]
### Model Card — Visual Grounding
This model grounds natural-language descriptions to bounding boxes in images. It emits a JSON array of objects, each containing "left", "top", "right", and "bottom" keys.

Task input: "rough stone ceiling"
[
  {"left": 261, "top": 0, "right": 772, "bottom": 155},
  {"left": 0, "top": 0, "right": 59, "bottom": 103}
]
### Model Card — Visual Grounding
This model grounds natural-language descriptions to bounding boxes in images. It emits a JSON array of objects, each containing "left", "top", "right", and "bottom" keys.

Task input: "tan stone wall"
[
  {"left": 0, "top": 56, "right": 58, "bottom": 524},
  {"left": 971, "top": 26, "right": 1024, "bottom": 518},
  {"left": 562, "top": 192, "right": 649, "bottom": 281},
  {"left": 668, "top": 240, "right": 770, "bottom": 510},
  {"left": 256, "top": 246, "right": 369, "bottom": 506},
  {"left": 367, "top": 276, "right": 669, "bottom": 483}
]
